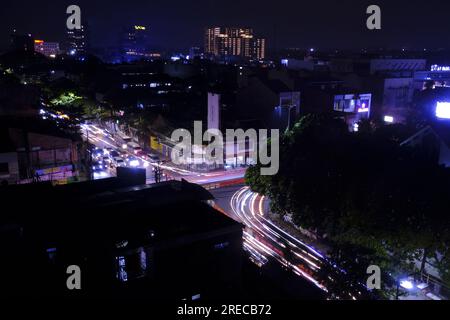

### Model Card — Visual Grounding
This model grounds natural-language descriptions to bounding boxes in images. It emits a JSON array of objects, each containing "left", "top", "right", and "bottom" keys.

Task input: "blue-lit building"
[{"left": 415, "top": 65, "right": 450, "bottom": 90}]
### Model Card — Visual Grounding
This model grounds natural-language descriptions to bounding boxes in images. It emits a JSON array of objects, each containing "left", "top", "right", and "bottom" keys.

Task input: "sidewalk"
[{"left": 265, "top": 209, "right": 333, "bottom": 257}]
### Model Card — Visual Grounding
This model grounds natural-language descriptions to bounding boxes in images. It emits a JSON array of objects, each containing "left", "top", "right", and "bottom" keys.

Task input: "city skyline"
[
  {"left": 1, "top": 0, "right": 450, "bottom": 304},
  {"left": 2, "top": 0, "right": 450, "bottom": 52}
]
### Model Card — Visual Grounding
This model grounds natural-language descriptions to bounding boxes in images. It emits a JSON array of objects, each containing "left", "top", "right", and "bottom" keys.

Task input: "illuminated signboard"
[
  {"left": 134, "top": 25, "right": 146, "bottom": 30},
  {"left": 34, "top": 40, "right": 44, "bottom": 44},
  {"left": 384, "top": 115, "right": 394, "bottom": 123},
  {"left": 431, "top": 65, "right": 450, "bottom": 72},
  {"left": 436, "top": 102, "right": 450, "bottom": 119}
]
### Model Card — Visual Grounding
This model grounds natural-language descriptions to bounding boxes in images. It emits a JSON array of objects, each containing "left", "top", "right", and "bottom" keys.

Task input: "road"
[
  {"left": 80, "top": 122, "right": 246, "bottom": 185},
  {"left": 212, "top": 185, "right": 367, "bottom": 300},
  {"left": 71, "top": 117, "right": 364, "bottom": 299}
]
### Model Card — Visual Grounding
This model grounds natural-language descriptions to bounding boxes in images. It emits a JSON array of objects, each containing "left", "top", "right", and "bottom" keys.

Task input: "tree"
[{"left": 246, "top": 113, "right": 450, "bottom": 296}]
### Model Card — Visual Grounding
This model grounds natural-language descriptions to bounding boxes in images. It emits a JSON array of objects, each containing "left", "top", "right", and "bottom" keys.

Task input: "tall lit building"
[
  {"left": 34, "top": 40, "right": 60, "bottom": 58},
  {"left": 253, "top": 38, "right": 266, "bottom": 60},
  {"left": 67, "top": 25, "right": 87, "bottom": 55},
  {"left": 122, "top": 25, "right": 151, "bottom": 61},
  {"left": 204, "top": 27, "right": 266, "bottom": 60}
]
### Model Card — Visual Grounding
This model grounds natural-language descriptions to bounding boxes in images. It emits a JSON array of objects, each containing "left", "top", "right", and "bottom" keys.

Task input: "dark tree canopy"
[{"left": 246, "top": 114, "right": 450, "bottom": 291}]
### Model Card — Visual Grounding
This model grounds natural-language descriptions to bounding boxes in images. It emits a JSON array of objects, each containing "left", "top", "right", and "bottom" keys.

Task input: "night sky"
[{"left": 1, "top": 0, "right": 450, "bottom": 52}]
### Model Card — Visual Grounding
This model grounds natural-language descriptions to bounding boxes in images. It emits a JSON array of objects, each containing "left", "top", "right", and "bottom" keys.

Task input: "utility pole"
[{"left": 154, "top": 161, "right": 164, "bottom": 183}]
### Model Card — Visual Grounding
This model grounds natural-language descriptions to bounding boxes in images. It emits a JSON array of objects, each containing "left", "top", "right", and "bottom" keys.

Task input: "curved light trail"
[{"left": 230, "top": 186, "right": 365, "bottom": 299}]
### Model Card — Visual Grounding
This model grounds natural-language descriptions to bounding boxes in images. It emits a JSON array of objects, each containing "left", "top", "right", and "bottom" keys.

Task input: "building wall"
[
  {"left": 439, "top": 140, "right": 450, "bottom": 167},
  {"left": 382, "top": 78, "right": 414, "bottom": 108},
  {"left": 0, "top": 152, "right": 19, "bottom": 184},
  {"left": 281, "top": 58, "right": 314, "bottom": 71},
  {"left": 378, "top": 78, "right": 414, "bottom": 123},
  {"left": 8, "top": 129, "right": 79, "bottom": 180},
  {"left": 370, "top": 59, "right": 427, "bottom": 75}
]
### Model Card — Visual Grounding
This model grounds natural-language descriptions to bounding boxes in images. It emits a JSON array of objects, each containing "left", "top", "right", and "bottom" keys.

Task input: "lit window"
[{"left": 116, "top": 256, "right": 128, "bottom": 282}]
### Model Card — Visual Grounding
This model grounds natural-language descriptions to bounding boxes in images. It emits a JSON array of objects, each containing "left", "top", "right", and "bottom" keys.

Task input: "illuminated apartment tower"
[
  {"left": 67, "top": 25, "right": 87, "bottom": 55},
  {"left": 253, "top": 38, "right": 266, "bottom": 60},
  {"left": 121, "top": 25, "right": 150, "bottom": 61},
  {"left": 204, "top": 27, "right": 266, "bottom": 60}
]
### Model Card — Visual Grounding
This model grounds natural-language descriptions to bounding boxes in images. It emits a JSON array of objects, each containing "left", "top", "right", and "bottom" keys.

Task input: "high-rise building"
[
  {"left": 253, "top": 38, "right": 266, "bottom": 60},
  {"left": 34, "top": 40, "right": 60, "bottom": 58},
  {"left": 204, "top": 27, "right": 266, "bottom": 60},
  {"left": 66, "top": 25, "right": 87, "bottom": 55},
  {"left": 122, "top": 25, "right": 151, "bottom": 61}
]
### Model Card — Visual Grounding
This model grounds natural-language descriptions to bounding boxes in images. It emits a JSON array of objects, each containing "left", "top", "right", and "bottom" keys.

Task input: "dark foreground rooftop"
[{"left": 0, "top": 178, "right": 244, "bottom": 298}]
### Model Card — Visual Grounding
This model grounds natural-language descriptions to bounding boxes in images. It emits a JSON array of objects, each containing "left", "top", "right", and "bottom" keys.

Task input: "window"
[
  {"left": 115, "top": 248, "right": 148, "bottom": 282},
  {"left": 116, "top": 256, "right": 128, "bottom": 282}
]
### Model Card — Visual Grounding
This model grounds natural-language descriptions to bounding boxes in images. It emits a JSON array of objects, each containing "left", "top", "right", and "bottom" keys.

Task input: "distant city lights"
[{"left": 436, "top": 102, "right": 450, "bottom": 119}]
